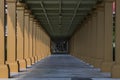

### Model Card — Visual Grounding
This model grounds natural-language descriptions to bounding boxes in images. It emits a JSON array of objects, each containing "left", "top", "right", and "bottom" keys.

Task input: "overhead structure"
[{"left": 20, "top": 0, "right": 101, "bottom": 39}]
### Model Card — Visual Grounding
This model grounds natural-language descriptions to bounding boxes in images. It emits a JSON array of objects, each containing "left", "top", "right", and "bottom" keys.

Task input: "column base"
[
  {"left": 85, "top": 57, "right": 91, "bottom": 63},
  {"left": 18, "top": 59, "right": 27, "bottom": 69},
  {"left": 94, "top": 59, "right": 102, "bottom": 68},
  {"left": 101, "top": 62, "right": 113, "bottom": 72},
  {"left": 34, "top": 56, "right": 38, "bottom": 62},
  {"left": 38, "top": 56, "right": 41, "bottom": 61},
  {"left": 31, "top": 57, "right": 35, "bottom": 64},
  {"left": 112, "top": 64, "right": 120, "bottom": 78},
  {"left": 89, "top": 58, "right": 95, "bottom": 66},
  {"left": 26, "top": 58, "right": 32, "bottom": 67},
  {"left": 0, "top": 65, "right": 10, "bottom": 78},
  {"left": 8, "top": 61, "right": 19, "bottom": 72},
  {"left": 84, "top": 57, "right": 89, "bottom": 63}
]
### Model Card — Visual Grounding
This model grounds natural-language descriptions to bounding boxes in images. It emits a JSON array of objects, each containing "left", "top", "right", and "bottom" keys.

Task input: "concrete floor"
[{"left": 1, "top": 55, "right": 120, "bottom": 80}]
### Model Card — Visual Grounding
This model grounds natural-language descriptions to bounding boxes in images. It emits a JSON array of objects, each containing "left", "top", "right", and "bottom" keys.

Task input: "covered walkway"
[{"left": 1, "top": 0, "right": 120, "bottom": 79}]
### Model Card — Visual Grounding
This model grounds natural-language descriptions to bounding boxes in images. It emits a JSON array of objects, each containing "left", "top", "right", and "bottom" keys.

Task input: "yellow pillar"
[
  {"left": 29, "top": 15, "right": 34, "bottom": 64},
  {"left": 101, "top": 0, "right": 113, "bottom": 72},
  {"left": 35, "top": 23, "right": 39, "bottom": 62},
  {"left": 39, "top": 27, "right": 42, "bottom": 59},
  {"left": 95, "top": 5, "right": 104, "bottom": 68},
  {"left": 75, "top": 32, "right": 77, "bottom": 57},
  {"left": 39, "top": 27, "right": 44, "bottom": 59},
  {"left": 71, "top": 37, "right": 74, "bottom": 56},
  {"left": 43, "top": 30, "right": 46, "bottom": 58},
  {"left": 112, "top": 0, "right": 120, "bottom": 78},
  {"left": 89, "top": 12, "right": 97, "bottom": 65},
  {"left": 16, "top": 2, "right": 27, "bottom": 69},
  {"left": 6, "top": 0, "right": 19, "bottom": 72},
  {"left": 47, "top": 34, "right": 50, "bottom": 56},
  {"left": 32, "top": 19, "right": 37, "bottom": 62},
  {"left": 48, "top": 36, "right": 51, "bottom": 55},
  {"left": 91, "top": 11, "right": 97, "bottom": 66},
  {"left": 41, "top": 29, "right": 45, "bottom": 58},
  {"left": 85, "top": 20, "right": 89, "bottom": 62},
  {"left": 72, "top": 36, "right": 75, "bottom": 56},
  {"left": 88, "top": 16, "right": 92, "bottom": 64},
  {"left": 86, "top": 16, "right": 91, "bottom": 63},
  {"left": 45, "top": 32, "right": 48, "bottom": 57},
  {"left": 24, "top": 10, "right": 32, "bottom": 66},
  {"left": 86, "top": 17, "right": 89, "bottom": 63},
  {"left": 0, "top": 0, "right": 10, "bottom": 78},
  {"left": 38, "top": 27, "right": 41, "bottom": 60},
  {"left": 31, "top": 18, "right": 35, "bottom": 64}
]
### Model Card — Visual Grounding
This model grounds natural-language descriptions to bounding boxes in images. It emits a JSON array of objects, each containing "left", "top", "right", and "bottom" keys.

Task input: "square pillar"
[
  {"left": 32, "top": 19, "right": 37, "bottom": 62},
  {"left": 39, "top": 27, "right": 43, "bottom": 59},
  {"left": 16, "top": 2, "right": 27, "bottom": 69},
  {"left": 6, "top": 0, "right": 19, "bottom": 72},
  {"left": 24, "top": 9, "right": 32, "bottom": 66},
  {"left": 42, "top": 31, "right": 45, "bottom": 57},
  {"left": 101, "top": 0, "right": 113, "bottom": 72},
  {"left": 29, "top": 15, "right": 34, "bottom": 64},
  {"left": 112, "top": 0, "right": 120, "bottom": 78},
  {"left": 90, "top": 11, "right": 97, "bottom": 65},
  {"left": 0, "top": 0, "right": 10, "bottom": 78},
  {"left": 95, "top": 5, "right": 105, "bottom": 68},
  {"left": 87, "top": 16, "right": 93, "bottom": 64},
  {"left": 87, "top": 16, "right": 92, "bottom": 64},
  {"left": 35, "top": 23, "right": 39, "bottom": 62},
  {"left": 38, "top": 25, "right": 41, "bottom": 61}
]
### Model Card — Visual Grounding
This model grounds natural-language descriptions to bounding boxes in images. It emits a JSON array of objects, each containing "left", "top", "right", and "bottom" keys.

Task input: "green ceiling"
[{"left": 21, "top": 0, "right": 102, "bottom": 39}]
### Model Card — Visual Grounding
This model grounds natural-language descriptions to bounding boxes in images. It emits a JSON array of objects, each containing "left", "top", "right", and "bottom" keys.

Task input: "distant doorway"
[{"left": 51, "top": 40, "right": 69, "bottom": 54}]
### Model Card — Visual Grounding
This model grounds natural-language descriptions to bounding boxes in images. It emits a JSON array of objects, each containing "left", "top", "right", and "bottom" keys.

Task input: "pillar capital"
[
  {"left": 96, "top": 3, "right": 104, "bottom": 11},
  {"left": 17, "top": 2, "right": 26, "bottom": 10},
  {"left": 6, "top": 0, "right": 16, "bottom": 3},
  {"left": 96, "top": 7, "right": 104, "bottom": 12},
  {"left": 30, "top": 15, "right": 34, "bottom": 18},
  {"left": 30, "top": 15, "right": 34, "bottom": 21},
  {"left": 36, "top": 21, "right": 40, "bottom": 25},
  {"left": 25, "top": 9, "right": 31, "bottom": 16},
  {"left": 25, "top": 9, "right": 31, "bottom": 13},
  {"left": 92, "top": 10, "right": 97, "bottom": 17},
  {"left": 34, "top": 19, "right": 38, "bottom": 23}
]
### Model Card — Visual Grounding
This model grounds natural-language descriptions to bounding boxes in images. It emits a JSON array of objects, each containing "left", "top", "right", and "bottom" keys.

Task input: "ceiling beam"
[
  {"left": 34, "top": 13, "right": 87, "bottom": 16},
  {"left": 31, "top": 7, "right": 91, "bottom": 11},
  {"left": 40, "top": 1, "right": 54, "bottom": 34},
  {"left": 59, "top": 0, "right": 62, "bottom": 27},
  {"left": 66, "top": 1, "right": 81, "bottom": 34}
]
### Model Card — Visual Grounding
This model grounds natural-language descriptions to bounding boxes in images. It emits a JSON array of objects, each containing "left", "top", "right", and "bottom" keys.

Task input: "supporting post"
[
  {"left": 101, "top": 0, "right": 113, "bottom": 72},
  {"left": 16, "top": 2, "right": 27, "bottom": 69},
  {"left": 111, "top": 0, "right": 120, "bottom": 78},
  {"left": 92, "top": 11, "right": 97, "bottom": 66},
  {"left": 6, "top": 0, "right": 19, "bottom": 72},
  {"left": 29, "top": 15, "right": 34, "bottom": 64},
  {"left": 35, "top": 23, "right": 39, "bottom": 62},
  {"left": 95, "top": 5, "right": 105, "bottom": 68},
  {"left": 0, "top": 0, "right": 10, "bottom": 78},
  {"left": 32, "top": 19, "right": 37, "bottom": 62},
  {"left": 24, "top": 9, "right": 32, "bottom": 66}
]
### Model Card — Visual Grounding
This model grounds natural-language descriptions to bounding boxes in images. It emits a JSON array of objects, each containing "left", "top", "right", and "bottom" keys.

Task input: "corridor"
[
  {"left": 4, "top": 54, "right": 119, "bottom": 80},
  {"left": 1, "top": 0, "right": 120, "bottom": 79}
]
